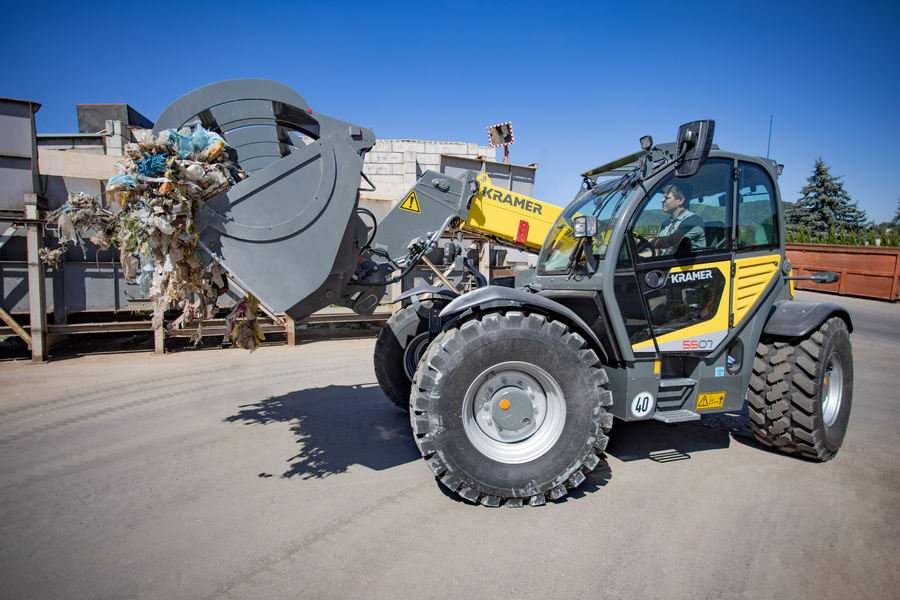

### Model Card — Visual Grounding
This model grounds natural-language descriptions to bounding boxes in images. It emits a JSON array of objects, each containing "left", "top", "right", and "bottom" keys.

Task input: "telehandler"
[{"left": 153, "top": 80, "right": 853, "bottom": 506}]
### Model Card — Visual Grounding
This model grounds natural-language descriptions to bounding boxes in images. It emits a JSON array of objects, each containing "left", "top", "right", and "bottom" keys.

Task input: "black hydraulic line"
[
  {"left": 463, "top": 258, "right": 487, "bottom": 288},
  {"left": 351, "top": 251, "right": 423, "bottom": 286}
]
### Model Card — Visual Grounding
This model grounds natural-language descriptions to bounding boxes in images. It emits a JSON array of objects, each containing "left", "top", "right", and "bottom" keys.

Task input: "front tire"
[
  {"left": 410, "top": 311, "right": 612, "bottom": 506},
  {"left": 374, "top": 304, "right": 432, "bottom": 411},
  {"left": 748, "top": 316, "right": 853, "bottom": 461}
]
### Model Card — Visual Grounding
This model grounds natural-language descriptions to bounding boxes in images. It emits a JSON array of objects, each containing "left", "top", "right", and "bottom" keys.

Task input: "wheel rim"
[
  {"left": 403, "top": 332, "right": 430, "bottom": 381},
  {"left": 461, "top": 361, "right": 566, "bottom": 464},
  {"left": 822, "top": 351, "right": 844, "bottom": 427}
]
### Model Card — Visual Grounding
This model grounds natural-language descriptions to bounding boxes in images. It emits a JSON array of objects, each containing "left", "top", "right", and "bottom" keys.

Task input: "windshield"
[{"left": 538, "top": 179, "right": 632, "bottom": 275}]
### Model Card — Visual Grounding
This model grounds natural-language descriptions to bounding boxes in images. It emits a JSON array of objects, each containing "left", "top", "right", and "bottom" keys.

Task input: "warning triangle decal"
[
  {"left": 399, "top": 190, "right": 421, "bottom": 214},
  {"left": 697, "top": 395, "right": 709, "bottom": 408}
]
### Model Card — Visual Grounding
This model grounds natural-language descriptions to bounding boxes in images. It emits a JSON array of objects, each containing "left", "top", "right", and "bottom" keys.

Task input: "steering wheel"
[{"left": 633, "top": 234, "right": 656, "bottom": 257}]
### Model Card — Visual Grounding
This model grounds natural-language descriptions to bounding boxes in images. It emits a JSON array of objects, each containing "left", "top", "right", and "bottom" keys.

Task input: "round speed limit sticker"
[{"left": 631, "top": 392, "right": 655, "bottom": 418}]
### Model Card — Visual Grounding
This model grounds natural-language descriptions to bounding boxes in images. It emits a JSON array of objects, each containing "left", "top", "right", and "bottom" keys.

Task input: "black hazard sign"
[{"left": 399, "top": 190, "right": 421, "bottom": 214}]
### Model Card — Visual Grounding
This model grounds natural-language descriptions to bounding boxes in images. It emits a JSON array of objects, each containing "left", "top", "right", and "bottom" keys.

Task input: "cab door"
[
  {"left": 622, "top": 159, "right": 735, "bottom": 357},
  {"left": 731, "top": 161, "right": 783, "bottom": 331}
]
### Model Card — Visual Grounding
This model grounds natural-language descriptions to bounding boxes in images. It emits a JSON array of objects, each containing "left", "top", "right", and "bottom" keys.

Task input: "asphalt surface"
[{"left": 0, "top": 291, "right": 897, "bottom": 599}]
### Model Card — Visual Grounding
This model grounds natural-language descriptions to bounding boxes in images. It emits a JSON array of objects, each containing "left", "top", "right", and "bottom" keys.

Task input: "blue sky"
[{"left": 3, "top": 0, "right": 898, "bottom": 222}]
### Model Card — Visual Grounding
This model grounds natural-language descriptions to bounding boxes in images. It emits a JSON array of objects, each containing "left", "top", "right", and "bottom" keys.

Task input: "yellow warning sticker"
[
  {"left": 399, "top": 190, "right": 421, "bottom": 213},
  {"left": 696, "top": 392, "right": 726, "bottom": 411}
]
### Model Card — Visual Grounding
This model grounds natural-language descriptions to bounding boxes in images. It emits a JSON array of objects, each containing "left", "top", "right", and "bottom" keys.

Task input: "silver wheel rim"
[
  {"left": 461, "top": 361, "right": 566, "bottom": 464},
  {"left": 822, "top": 352, "right": 844, "bottom": 427},
  {"left": 403, "top": 332, "right": 430, "bottom": 381}
]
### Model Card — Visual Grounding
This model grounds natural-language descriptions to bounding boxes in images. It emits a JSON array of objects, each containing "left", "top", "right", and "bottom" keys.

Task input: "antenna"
[{"left": 767, "top": 115, "right": 773, "bottom": 159}]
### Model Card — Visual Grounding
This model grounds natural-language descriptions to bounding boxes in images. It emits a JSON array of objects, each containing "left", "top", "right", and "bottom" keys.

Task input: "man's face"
[{"left": 662, "top": 192, "right": 683, "bottom": 216}]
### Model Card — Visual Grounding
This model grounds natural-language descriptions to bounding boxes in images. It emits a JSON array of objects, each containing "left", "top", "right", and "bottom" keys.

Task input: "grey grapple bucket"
[{"left": 153, "top": 79, "right": 375, "bottom": 320}]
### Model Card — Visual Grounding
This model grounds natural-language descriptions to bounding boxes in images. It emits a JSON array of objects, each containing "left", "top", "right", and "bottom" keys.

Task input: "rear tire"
[
  {"left": 748, "top": 317, "right": 853, "bottom": 461},
  {"left": 410, "top": 311, "right": 612, "bottom": 506},
  {"left": 374, "top": 304, "right": 431, "bottom": 411}
]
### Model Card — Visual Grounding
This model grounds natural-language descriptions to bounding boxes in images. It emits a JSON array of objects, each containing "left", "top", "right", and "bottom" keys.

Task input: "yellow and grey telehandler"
[{"left": 153, "top": 80, "right": 853, "bottom": 506}]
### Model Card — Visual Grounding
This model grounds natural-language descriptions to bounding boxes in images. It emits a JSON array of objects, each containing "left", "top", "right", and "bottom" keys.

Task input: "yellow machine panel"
[
  {"left": 460, "top": 174, "right": 562, "bottom": 250},
  {"left": 733, "top": 255, "right": 781, "bottom": 327}
]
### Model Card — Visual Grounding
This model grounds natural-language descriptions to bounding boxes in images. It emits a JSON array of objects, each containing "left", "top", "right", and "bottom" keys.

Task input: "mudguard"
[
  {"left": 763, "top": 300, "right": 853, "bottom": 338},
  {"left": 439, "top": 286, "right": 609, "bottom": 363},
  {"left": 393, "top": 285, "right": 459, "bottom": 304}
]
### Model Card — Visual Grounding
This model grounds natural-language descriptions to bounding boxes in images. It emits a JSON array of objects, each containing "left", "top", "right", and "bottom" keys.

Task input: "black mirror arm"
[{"left": 784, "top": 271, "right": 841, "bottom": 284}]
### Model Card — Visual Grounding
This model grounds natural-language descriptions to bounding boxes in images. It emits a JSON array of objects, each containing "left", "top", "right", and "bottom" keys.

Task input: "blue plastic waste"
[
  {"left": 107, "top": 174, "right": 135, "bottom": 187},
  {"left": 167, "top": 124, "right": 227, "bottom": 159},
  {"left": 136, "top": 153, "right": 168, "bottom": 176}
]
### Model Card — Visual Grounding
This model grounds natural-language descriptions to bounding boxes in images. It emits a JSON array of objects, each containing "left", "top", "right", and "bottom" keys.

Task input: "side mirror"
[
  {"left": 675, "top": 120, "right": 715, "bottom": 177},
  {"left": 784, "top": 271, "right": 841, "bottom": 284},
  {"left": 810, "top": 271, "right": 841, "bottom": 284}
]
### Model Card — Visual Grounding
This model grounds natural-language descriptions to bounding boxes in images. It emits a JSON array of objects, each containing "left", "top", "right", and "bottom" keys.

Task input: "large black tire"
[
  {"left": 748, "top": 316, "right": 853, "bottom": 461},
  {"left": 410, "top": 311, "right": 613, "bottom": 506},
  {"left": 374, "top": 304, "right": 431, "bottom": 411}
]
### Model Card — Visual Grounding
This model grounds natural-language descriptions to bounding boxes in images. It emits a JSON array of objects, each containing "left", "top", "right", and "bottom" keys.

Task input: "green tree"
[
  {"left": 787, "top": 158, "right": 867, "bottom": 237},
  {"left": 849, "top": 229, "right": 858, "bottom": 246},
  {"left": 868, "top": 228, "right": 878, "bottom": 246},
  {"left": 894, "top": 196, "right": 900, "bottom": 226},
  {"left": 828, "top": 226, "right": 839, "bottom": 245}
]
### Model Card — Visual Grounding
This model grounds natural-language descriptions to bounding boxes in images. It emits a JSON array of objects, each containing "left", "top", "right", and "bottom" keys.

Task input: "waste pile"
[{"left": 40, "top": 125, "right": 267, "bottom": 351}]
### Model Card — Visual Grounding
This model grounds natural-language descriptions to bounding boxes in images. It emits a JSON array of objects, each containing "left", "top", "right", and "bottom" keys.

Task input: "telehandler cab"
[{"left": 154, "top": 80, "right": 853, "bottom": 506}]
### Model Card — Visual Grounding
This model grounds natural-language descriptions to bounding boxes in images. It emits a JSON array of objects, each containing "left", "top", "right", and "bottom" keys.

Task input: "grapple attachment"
[{"left": 153, "top": 79, "right": 375, "bottom": 320}]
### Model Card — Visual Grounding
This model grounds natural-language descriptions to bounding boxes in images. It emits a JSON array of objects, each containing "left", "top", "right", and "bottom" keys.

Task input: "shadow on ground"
[
  {"left": 605, "top": 403, "right": 763, "bottom": 463},
  {"left": 225, "top": 382, "right": 421, "bottom": 479},
  {"left": 223, "top": 391, "right": 779, "bottom": 505}
]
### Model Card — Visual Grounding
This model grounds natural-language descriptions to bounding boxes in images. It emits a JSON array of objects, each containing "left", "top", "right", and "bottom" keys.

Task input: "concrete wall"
[
  {"left": 35, "top": 131, "right": 496, "bottom": 217},
  {"left": 37, "top": 121, "right": 144, "bottom": 210},
  {"left": 360, "top": 140, "right": 495, "bottom": 220}
]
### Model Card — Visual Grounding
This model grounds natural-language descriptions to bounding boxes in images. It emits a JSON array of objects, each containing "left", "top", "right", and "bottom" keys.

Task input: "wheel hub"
[
  {"left": 490, "top": 387, "right": 535, "bottom": 431},
  {"left": 471, "top": 369, "right": 548, "bottom": 443},
  {"left": 403, "top": 332, "right": 430, "bottom": 381},
  {"left": 822, "top": 352, "right": 844, "bottom": 427}
]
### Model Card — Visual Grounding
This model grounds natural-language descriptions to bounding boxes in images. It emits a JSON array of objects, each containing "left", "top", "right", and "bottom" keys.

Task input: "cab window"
[
  {"left": 736, "top": 163, "right": 779, "bottom": 249},
  {"left": 629, "top": 160, "right": 732, "bottom": 263}
]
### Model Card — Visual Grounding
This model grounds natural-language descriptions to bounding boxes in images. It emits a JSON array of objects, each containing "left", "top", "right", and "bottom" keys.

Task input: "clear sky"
[{"left": 3, "top": 0, "right": 898, "bottom": 223}]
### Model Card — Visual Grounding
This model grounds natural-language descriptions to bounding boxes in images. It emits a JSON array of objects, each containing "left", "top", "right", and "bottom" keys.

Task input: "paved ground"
[{"left": 0, "top": 291, "right": 897, "bottom": 599}]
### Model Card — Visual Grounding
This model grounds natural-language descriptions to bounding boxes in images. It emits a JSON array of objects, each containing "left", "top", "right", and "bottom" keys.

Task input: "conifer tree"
[
  {"left": 787, "top": 158, "right": 866, "bottom": 237},
  {"left": 868, "top": 228, "right": 878, "bottom": 246}
]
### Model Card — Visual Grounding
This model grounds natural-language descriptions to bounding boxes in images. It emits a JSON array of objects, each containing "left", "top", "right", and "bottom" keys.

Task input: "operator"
[{"left": 652, "top": 184, "right": 706, "bottom": 255}]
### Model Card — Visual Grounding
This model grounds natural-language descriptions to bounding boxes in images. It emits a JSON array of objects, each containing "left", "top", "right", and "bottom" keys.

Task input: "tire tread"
[
  {"left": 748, "top": 317, "right": 852, "bottom": 462},
  {"left": 410, "top": 311, "right": 612, "bottom": 506}
]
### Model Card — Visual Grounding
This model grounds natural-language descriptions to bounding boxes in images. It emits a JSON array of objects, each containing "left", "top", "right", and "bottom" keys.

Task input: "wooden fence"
[{"left": 786, "top": 243, "right": 900, "bottom": 301}]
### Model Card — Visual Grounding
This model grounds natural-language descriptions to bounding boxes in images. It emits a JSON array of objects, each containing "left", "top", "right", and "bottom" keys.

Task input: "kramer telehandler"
[{"left": 153, "top": 80, "right": 854, "bottom": 506}]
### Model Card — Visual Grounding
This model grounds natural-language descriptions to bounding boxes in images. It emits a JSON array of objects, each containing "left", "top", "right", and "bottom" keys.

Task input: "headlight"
[{"left": 573, "top": 215, "right": 598, "bottom": 238}]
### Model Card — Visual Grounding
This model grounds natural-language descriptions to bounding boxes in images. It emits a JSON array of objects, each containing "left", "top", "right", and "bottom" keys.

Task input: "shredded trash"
[
  {"left": 223, "top": 295, "right": 266, "bottom": 352},
  {"left": 39, "top": 125, "right": 266, "bottom": 350}
]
